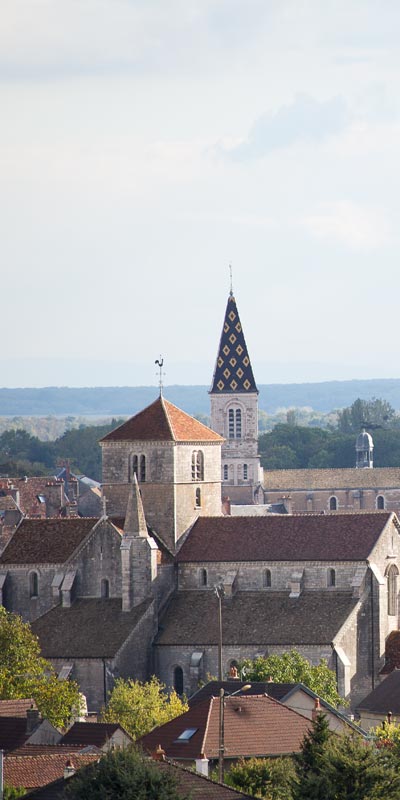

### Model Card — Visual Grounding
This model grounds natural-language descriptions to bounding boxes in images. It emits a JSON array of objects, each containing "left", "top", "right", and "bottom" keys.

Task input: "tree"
[
  {"left": 225, "top": 756, "right": 295, "bottom": 799},
  {"left": 293, "top": 713, "right": 332, "bottom": 800},
  {"left": 100, "top": 676, "right": 188, "bottom": 740},
  {"left": 337, "top": 398, "right": 398, "bottom": 434},
  {"left": 239, "top": 651, "right": 344, "bottom": 708},
  {"left": 0, "top": 607, "right": 82, "bottom": 729},
  {"left": 66, "top": 747, "right": 188, "bottom": 800}
]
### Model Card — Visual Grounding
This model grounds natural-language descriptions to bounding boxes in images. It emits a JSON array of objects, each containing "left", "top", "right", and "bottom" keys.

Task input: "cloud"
[
  {"left": 299, "top": 202, "right": 391, "bottom": 251},
  {"left": 219, "top": 94, "right": 351, "bottom": 161}
]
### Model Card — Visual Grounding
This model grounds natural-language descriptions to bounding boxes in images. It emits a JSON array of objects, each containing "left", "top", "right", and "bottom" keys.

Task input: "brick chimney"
[
  {"left": 312, "top": 697, "right": 322, "bottom": 720},
  {"left": 152, "top": 745, "right": 166, "bottom": 762},
  {"left": 222, "top": 496, "right": 231, "bottom": 515},
  {"left": 26, "top": 706, "right": 40, "bottom": 735},
  {"left": 64, "top": 758, "right": 76, "bottom": 779}
]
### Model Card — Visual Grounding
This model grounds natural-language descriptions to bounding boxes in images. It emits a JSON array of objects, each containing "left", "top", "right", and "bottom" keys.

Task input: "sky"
[{"left": 1, "top": 0, "right": 400, "bottom": 388}]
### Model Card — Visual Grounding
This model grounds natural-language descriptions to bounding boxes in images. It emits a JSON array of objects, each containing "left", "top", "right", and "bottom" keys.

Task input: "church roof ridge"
[
  {"left": 100, "top": 395, "right": 222, "bottom": 443},
  {"left": 210, "top": 293, "right": 258, "bottom": 394}
]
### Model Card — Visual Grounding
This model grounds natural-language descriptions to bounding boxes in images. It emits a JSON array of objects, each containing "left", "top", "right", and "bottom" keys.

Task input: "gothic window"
[
  {"left": 264, "top": 568, "right": 272, "bottom": 588},
  {"left": 200, "top": 568, "right": 207, "bottom": 587},
  {"left": 173, "top": 666, "right": 184, "bottom": 696},
  {"left": 327, "top": 568, "right": 336, "bottom": 587},
  {"left": 329, "top": 496, "right": 337, "bottom": 511},
  {"left": 195, "top": 488, "right": 201, "bottom": 508},
  {"left": 377, "top": 495, "right": 385, "bottom": 510},
  {"left": 29, "top": 572, "right": 39, "bottom": 598},
  {"left": 132, "top": 455, "right": 138, "bottom": 479},
  {"left": 140, "top": 455, "right": 146, "bottom": 482},
  {"left": 101, "top": 578, "right": 110, "bottom": 599},
  {"left": 243, "top": 463, "right": 248, "bottom": 480},
  {"left": 223, "top": 464, "right": 228, "bottom": 481},
  {"left": 228, "top": 407, "right": 242, "bottom": 439},
  {"left": 387, "top": 564, "right": 399, "bottom": 616},
  {"left": 192, "top": 451, "right": 204, "bottom": 481}
]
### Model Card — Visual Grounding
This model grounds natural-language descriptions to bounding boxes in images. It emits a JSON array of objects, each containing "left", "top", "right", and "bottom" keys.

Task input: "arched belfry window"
[
  {"left": 329, "top": 496, "right": 337, "bottom": 511},
  {"left": 228, "top": 407, "right": 242, "bottom": 439},
  {"left": 328, "top": 568, "right": 336, "bottom": 587},
  {"left": 387, "top": 564, "right": 399, "bottom": 616},
  {"left": 131, "top": 455, "right": 145, "bottom": 482},
  {"left": 243, "top": 464, "right": 248, "bottom": 481},
  {"left": 223, "top": 465, "right": 228, "bottom": 481},
  {"left": 140, "top": 455, "right": 146, "bottom": 482},
  {"left": 377, "top": 495, "right": 385, "bottom": 510},
  {"left": 29, "top": 572, "right": 39, "bottom": 598},
  {"left": 173, "top": 666, "right": 184, "bottom": 696},
  {"left": 132, "top": 455, "right": 138, "bottom": 479},
  {"left": 192, "top": 451, "right": 204, "bottom": 481}
]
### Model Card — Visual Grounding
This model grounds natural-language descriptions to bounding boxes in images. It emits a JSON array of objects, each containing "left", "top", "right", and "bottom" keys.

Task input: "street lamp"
[
  {"left": 218, "top": 684, "right": 251, "bottom": 783},
  {"left": 214, "top": 584, "right": 224, "bottom": 681}
]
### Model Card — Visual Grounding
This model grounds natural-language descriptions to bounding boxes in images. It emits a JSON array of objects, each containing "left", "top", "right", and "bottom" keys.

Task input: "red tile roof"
[
  {"left": 139, "top": 694, "right": 310, "bottom": 761},
  {"left": 0, "top": 517, "right": 98, "bottom": 564},
  {"left": 4, "top": 752, "right": 99, "bottom": 790},
  {"left": 0, "top": 477, "right": 65, "bottom": 518},
  {"left": 100, "top": 396, "right": 223, "bottom": 443},
  {"left": 60, "top": 722, "right": 131, "bottom": 748},
  {"left": 0, "top": 699, "right": 37, "bottom": 717},
  {"left": 176, "top": 512, "right": 393, "bottom": 562}
]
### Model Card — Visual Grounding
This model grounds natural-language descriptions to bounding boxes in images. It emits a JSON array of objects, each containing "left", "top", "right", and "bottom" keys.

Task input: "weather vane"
[
  {"left": 229, "top": 263, "right": 233, "bottom": 296},
  {"left": 155, "top": 356, "right": 165, "bottom": 396}
]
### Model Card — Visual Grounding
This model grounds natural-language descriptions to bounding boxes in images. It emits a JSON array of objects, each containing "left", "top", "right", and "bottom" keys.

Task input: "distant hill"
[{"left": 1, "top": 379, "right": 400, "bottom": 416}]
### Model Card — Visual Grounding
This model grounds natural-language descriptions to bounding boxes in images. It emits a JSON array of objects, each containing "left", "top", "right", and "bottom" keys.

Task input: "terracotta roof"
[
  {"left": 263, "top": 467, "right": 400, "bottom": 491},
  {"left": 0, "top": 717, "right": 31, "bottom": 751},
  {"left": 0, "top": 476, "right": 65, "bottom": 518},
  {"left": 60, "top": 722, "right": 131, "bottom": 748},
  {"left": 100, "top": 396, "right": 222, "bottom": 443},
  {"left": 210, "top": 294, "right": 257, "bottom": 394},
  {"left": 0, "top": 495, "right": 19, "bottom": 512},
  {"left": 357, "top": 670, "right": 400, "bottom": 714},
  {"left": 32, "top": 598, "right": 152, "bottom": 658},
  {"left": 4, "top": 752, "right": 99, "bottom": 790},
  {"left": 156, "top": 759, "right": 255, "bottom": 799},
  {"left": 139, "top": 694, "right": 310, "bottom": 760},
  {"left": 157, "top": 590, "right": 357, "bottom": 646},
  {"left": 0, "top": 698, "right": 37, "bottom": 717},
  {"left": 176, "top": 513, "right": 393, "bottom": 563},
  {"left": 0, "top": 517, "right": 98, "bottom": 564}
]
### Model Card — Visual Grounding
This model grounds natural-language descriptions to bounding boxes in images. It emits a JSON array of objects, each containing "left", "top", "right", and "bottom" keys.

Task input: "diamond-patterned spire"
[{"left": 210, "top": 294, "right": 258, "bottom": 394}]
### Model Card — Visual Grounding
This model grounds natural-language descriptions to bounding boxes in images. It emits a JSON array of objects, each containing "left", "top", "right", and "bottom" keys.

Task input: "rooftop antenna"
[
  {"left": 229, "top": 263, "right": 233, "bottom": 297},
  {"left": 155, "top": 356, "right": 165, "bottom": 396}
]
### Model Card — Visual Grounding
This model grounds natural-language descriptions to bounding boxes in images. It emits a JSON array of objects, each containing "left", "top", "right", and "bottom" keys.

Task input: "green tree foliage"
[
  {"left": 53, "top": 419, "right": 123, "bottom": 481},
  {"left": 374, "top": 719, "right": 400, "bottom": 755},
  {"left": 226, "top": 756, "right": 295, "bottom": 799},
  {"left": 295, "top": 715, "right": 400, "bottom": 800},
  {"left": 0, "top": 607, "right": 82, "bottom": 729},
  {"left": 67, "top": 747, "right": 188, "bottom": 800},
  {"left": 259, "top": 425, "right": 355, "bottom": 471},
  {"left": 100, "top": 676, "right": 188, "bottom": 740},
  {"left": 337, "top": 397, "right": 398, "bottom": 434},
  {"left": 239, "top": 651, "right": 343, "bottom": 708}
]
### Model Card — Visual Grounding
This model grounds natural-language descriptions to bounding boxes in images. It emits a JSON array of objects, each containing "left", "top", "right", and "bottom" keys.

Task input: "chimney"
[
  {"left": 222, "top": 496, "right": 231, "bottom": 516},
  {"left": 152, "top": 745, "right": 166, "bottom": 762},
  {"left": 312, "top": 697, "right": 322, "bottom": 721},
  {"left": 44, "top": 481, "right": 64, "bottom": 518},
  {"left": 26, "top": 706, "right": 40, "bottom": 735},
  {"left": 64, "top": 758, "right": 76, "bottom": 779},
  {"left": 195, "top": 754, "right": 209, "bottom": 777},
  {"left": 281, "top": 495, "right": 293, "bottom": 514}
]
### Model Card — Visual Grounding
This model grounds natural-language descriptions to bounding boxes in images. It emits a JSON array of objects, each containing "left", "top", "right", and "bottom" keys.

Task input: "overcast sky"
[{"left": 1, "top": 0, "right": 400, "bottom": 388}]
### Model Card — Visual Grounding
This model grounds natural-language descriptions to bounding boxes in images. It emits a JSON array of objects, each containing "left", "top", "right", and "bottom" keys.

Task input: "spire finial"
[
  {"left": 155, "top": 356, "right": 165, "bottom": 396},
  {"left": 229, "top": 263, "right": 233, "bottom": 297}
]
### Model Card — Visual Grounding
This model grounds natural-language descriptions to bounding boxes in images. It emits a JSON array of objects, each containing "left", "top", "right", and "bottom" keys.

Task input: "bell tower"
[{"left": 210, "top": 288, "right": 262, "bottom": 503}]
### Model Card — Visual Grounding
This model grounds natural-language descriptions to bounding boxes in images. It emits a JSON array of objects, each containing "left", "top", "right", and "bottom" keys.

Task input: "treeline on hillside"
[
  {"left": 0, "top": 421, "right": 124, "bottom": 482},
  {"left": 260, "top": 398, "right": 400, "bottom": 470}
]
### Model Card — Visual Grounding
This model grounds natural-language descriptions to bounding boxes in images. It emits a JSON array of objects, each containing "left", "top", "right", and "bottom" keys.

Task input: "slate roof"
[
  {"left": 210, "top": 294, "right": 257, "bottom": 394},
  {"left": 4, "top": 752, "right": 99, "bottom": 790},
  {"left": 176, "top": 513, "right": 392, "bottom": 563},
  {"left": 263, "top": 467, "right": 400, "bottom": 490},
  {"left": 100, "top": 396, "right": 222, "bottom": 443},
  {"left": 357, "top": 670, "right": 400, "bottom": 715},
  {"left": 0, "top": 517, "right": 98, "bottom": 564},
  {"left": 157, "top": 590, "right": 357, "bottom": 646},
  {"left": 60, "top": 722, "right": 131, "bottom": 748},
  {"left": 0, "top": 698, "right": 37, "bottom": 717},
  {"left": 139, "top": 694, "right": 310, "bottom": 760},
  {"left": 32, "top": 598, "right": 152, "bottom": 658},
  {"left": 189, "top": 681, "right": 294, "bottom": 706}
]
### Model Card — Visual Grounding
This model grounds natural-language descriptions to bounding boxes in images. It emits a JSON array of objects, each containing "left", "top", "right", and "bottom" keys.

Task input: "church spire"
[
  {"left": 210, "top": 292, "right": 258, "bottom": 394},
  {"left": 124, "top": 474, "right": 148, "bottom": 537}
]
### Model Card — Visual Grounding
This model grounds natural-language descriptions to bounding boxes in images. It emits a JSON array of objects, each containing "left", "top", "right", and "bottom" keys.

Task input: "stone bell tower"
[{"left": 210, "top": 289, "right": 262, "bottom": 504}]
